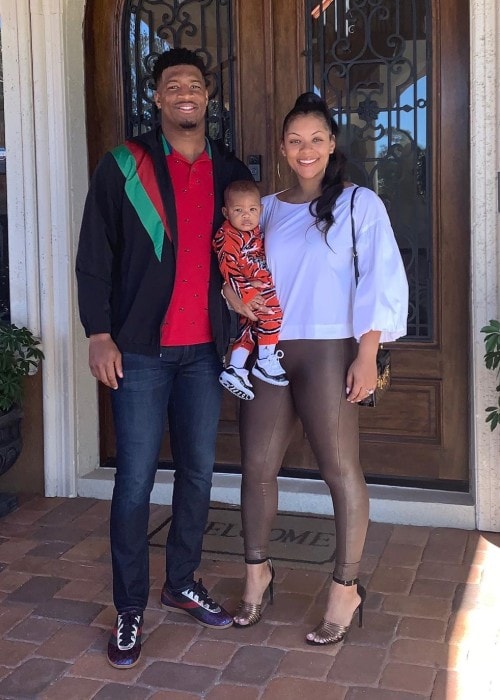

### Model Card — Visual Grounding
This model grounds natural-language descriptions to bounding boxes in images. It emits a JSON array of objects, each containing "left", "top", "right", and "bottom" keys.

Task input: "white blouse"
[{"left": 261, "top": 185, "right": 408, "bottom": 343}]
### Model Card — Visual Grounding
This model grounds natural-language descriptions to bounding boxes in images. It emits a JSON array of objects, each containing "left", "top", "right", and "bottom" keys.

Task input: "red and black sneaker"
[
  {"left": 161, "top": 578, "right": 233, "bottom": 628},
  {"left": 107, "top": 611, "right": 143, "bottom": 669}
]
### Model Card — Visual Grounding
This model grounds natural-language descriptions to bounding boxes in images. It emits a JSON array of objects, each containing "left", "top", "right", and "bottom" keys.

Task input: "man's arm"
[{"left": 76, "top": 153, "right": 123, "bottom": 388}]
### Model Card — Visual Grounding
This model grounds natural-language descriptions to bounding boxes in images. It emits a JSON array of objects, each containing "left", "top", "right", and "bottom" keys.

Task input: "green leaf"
[
  {"left": 481, "top": 321, "right": 500, "bottom": 334},
  {"left": 485, "top": 336, "right": 500, "bottom": 353},
  {"left": 0, "top": 322, "right": 44, "bottom": 410}
]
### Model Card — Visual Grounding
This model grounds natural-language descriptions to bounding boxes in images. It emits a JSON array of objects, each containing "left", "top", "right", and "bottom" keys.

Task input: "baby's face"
[{"left": 223, "top": 192, "right": 261, "bottom": 232}]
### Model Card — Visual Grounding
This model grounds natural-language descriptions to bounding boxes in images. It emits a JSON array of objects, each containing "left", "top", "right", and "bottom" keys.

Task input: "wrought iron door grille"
[
  {"left": 306, "top": 0, "right": 432, "bottom": 340},
  {"left": 123, "top": 0, "right": 235, "bottom": 151}
]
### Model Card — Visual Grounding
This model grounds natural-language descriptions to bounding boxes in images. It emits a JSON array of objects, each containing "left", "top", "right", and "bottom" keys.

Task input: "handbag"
[{"left": 350, "top": 186, "right": 391, "bottom": 407}]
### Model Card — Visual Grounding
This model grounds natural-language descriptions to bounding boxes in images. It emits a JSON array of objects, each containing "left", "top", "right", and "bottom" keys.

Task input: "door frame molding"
[
  {"left": 2, "top": 0, "right": 498, "bottom": 528},
  {"left": 469, "top": 0, "right": 500, "bottom": 530},
  {"left": 3, "top": 0, "right": 97, "bottom": 495},
  {"left": 84, "top": 0, "right": 127, "bottom": 172}
]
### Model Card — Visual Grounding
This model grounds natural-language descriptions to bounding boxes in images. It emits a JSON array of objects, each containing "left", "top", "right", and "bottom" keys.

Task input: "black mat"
[{"left": 148, "top": 504, "right": 336, "bottom": 571}]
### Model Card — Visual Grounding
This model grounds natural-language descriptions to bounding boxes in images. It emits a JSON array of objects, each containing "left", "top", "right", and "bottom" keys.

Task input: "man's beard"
[{"left": 179, "top": 120, "right": 197, "bottom": 130}]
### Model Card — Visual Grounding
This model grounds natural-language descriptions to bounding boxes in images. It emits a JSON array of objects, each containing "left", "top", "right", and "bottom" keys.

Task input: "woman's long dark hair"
[{"left": 282, "top": 92, "right": 347, "bottom": 235}]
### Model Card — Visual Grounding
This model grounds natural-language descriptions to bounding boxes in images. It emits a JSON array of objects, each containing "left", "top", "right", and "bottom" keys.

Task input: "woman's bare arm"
[{"left": 222, "top": 283, "right": 270, "bottom": 322}]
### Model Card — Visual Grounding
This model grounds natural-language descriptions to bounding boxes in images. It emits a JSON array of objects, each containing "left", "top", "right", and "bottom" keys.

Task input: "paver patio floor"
[{"left": 0, "top": 495, "right": 499, "bottom": 699}]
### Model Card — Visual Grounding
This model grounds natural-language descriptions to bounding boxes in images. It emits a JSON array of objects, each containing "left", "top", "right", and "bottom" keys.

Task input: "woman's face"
[{"left": 281, "top": 113, "right": 335, "bottom": 182}]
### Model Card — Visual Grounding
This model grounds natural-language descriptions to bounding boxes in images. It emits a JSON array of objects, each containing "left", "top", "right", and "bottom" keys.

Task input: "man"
[{"left": 76, "top": 48, "right": 253, "bottom": 669}]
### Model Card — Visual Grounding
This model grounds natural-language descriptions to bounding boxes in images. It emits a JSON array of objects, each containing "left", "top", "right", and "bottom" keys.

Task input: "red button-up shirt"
[{"left": 161, "top": 141, "right": 214, "bottom": 346}]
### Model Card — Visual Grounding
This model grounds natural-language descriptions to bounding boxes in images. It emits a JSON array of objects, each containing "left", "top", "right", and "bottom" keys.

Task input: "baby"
[{"left": 213, "top": 180, "right": 288, "bottom": 400}]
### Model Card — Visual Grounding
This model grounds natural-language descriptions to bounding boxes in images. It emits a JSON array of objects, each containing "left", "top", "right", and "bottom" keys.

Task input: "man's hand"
[{"left": 89, "top": 333, "right": 123, "bottom": 389}]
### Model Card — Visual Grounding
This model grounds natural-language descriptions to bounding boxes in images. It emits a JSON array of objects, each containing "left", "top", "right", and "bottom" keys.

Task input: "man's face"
[{"left": 153, "top": 64, "right": 209, "bottom": 132}]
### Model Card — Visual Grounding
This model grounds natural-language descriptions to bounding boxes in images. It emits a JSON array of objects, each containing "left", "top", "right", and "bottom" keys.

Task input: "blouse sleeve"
[
  {"left": 259, "top": 194, "right": 273, "bottom": 230},
  {"left": 352, "top": 189, "right": 409, "bottom": 343}
]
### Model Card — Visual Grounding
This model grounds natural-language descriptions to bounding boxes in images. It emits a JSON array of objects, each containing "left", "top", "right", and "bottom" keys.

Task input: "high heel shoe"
[
  {"left": 306, "top": 575, "right": 366, "bottom": 646},
  {"left": 233, "top": 558, "right": 275, "bottom": 628}
]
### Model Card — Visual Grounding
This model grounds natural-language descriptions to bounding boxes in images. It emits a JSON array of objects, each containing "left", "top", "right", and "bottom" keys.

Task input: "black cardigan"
[{"left": 76, "top": 127, "right": 252, "bottom": 358}]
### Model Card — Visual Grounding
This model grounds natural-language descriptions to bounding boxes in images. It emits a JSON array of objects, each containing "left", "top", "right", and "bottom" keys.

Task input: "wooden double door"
[{"left": 85, "top": 0, "right": 470, "bottom": 488}]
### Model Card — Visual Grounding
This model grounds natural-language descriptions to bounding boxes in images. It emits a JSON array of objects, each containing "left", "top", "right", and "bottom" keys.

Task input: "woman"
[{"left": 227, "top": 92, "right": 408, "bottom": 645}]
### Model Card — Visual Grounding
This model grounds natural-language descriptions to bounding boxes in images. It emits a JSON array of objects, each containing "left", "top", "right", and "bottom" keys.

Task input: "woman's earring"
[{"left": 277, "top": 160, "right": 281, "bottom": 180}]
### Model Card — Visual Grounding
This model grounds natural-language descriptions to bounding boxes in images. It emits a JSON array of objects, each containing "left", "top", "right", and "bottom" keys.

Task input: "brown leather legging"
[{"left": 240, "top": 339, "right": 369, "bottom": 581}]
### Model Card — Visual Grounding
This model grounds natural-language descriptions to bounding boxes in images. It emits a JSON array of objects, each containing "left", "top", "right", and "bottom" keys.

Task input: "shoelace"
[
  {"left": 267, "top": 350, "right": 285, "bottom": 372},
  {"left": 117, "top": 612, "right": 141, "bottom": 650},
  {"left": 186, "top": 579, "right": 218, "bottom": 611}
]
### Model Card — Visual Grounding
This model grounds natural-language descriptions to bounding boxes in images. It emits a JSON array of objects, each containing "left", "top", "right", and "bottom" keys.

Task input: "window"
[
  {"left": 306, "top": 0, "right": 431, "bottom": 339},
  {"left": 123, "top": 0, "right": 235, "bottom": 150}
]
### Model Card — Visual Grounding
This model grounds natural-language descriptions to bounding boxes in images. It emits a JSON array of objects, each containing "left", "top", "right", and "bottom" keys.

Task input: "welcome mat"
[{"left": 148, "top": 505, "right": 336, "bottom": 572}]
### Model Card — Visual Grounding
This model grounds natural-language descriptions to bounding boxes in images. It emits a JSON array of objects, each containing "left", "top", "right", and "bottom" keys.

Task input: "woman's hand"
[
  {"left": 222, "top": 283, "right": 270, "bottom": 322},
  {"left": 346, "top": 330, "right": 381, "bottom": 403}
]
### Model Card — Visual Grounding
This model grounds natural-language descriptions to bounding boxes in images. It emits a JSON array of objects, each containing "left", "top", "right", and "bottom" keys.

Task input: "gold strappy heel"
[
  {"left": 233, "top": 558, "right": 275, "bottom": 628},
  {"left": 306, "top": 575, "right": 366, "bottom": 646}
]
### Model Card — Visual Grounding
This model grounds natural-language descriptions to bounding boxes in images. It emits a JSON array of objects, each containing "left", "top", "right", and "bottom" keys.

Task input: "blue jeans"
[{"left": 109, "top": 343, "right": 223, "bottom": 612}]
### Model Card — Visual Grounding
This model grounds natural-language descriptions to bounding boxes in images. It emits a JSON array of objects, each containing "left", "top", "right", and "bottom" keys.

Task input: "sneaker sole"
[
  {"left": 161, "top": 602, "right": 234, "bottom": 628},
  {"left": 107, "top": 654, "right": 141, "bottom": 670},
  {"left": 219, "top": 375, "right": 254, "bottom": 400},
  {"left": 107, "top": 636, "right": 144, "bottom": 670},
  {"left": 251, "top": 367, "right": 289, "bottom": 386}
]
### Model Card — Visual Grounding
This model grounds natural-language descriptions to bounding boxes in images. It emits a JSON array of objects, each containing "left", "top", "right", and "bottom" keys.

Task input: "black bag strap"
[{"left": 350, "top": 186, "right": 360, "bottom": 285}]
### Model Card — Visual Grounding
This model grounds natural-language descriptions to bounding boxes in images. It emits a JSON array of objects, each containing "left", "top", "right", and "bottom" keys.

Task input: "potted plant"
[
  {"left": 0, "top": 323, "right": 44, "bottom": 511},
  {"left": 481, "top": 320, "right": 500, "bottom": 431}
]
